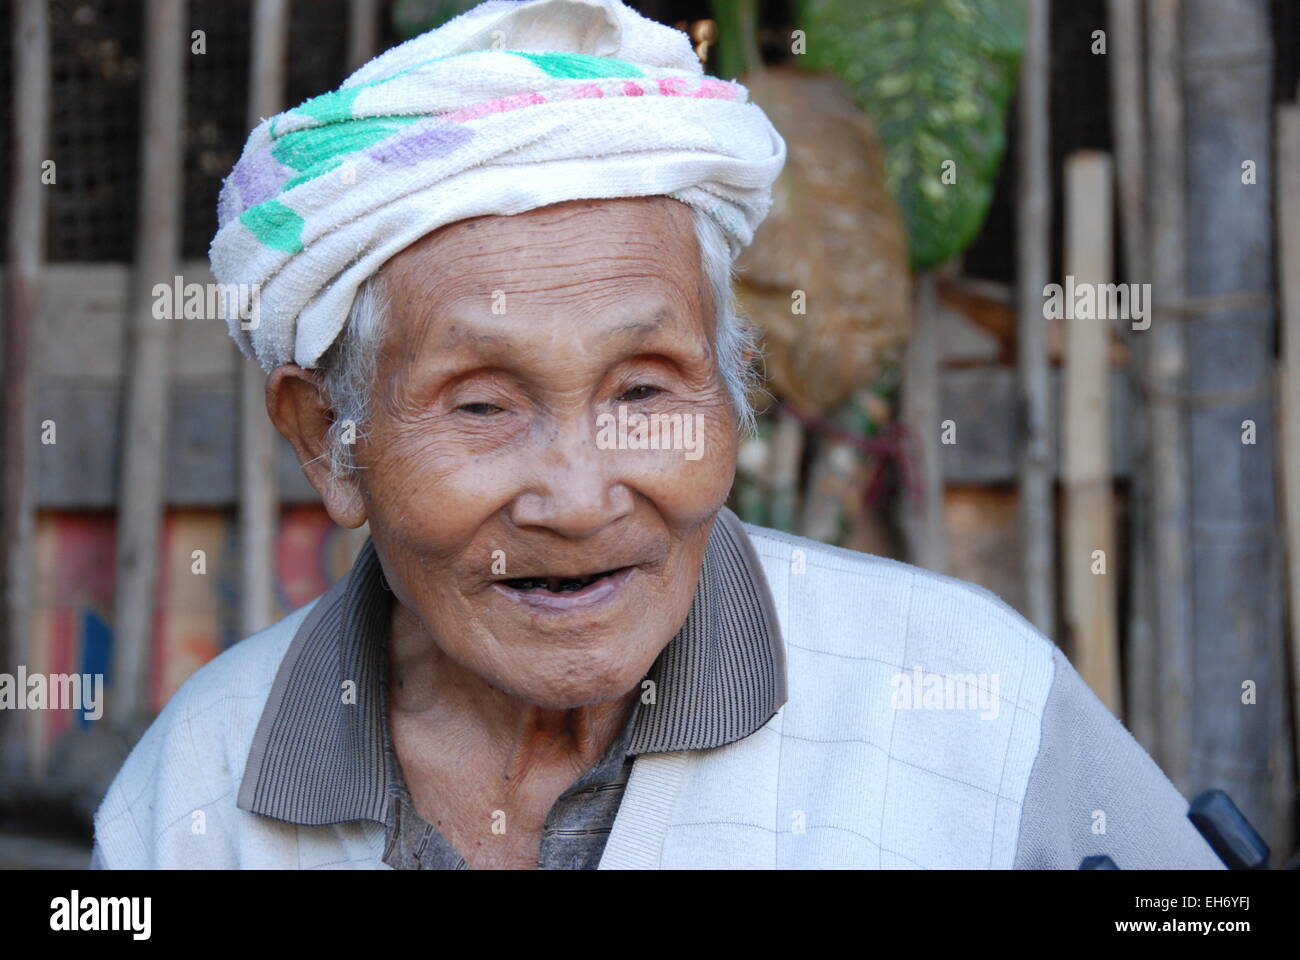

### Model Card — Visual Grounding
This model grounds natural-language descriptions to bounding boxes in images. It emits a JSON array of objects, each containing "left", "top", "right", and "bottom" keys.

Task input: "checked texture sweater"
[{"left": 92, "top": 519, "right": 1223, "bottom": 870}]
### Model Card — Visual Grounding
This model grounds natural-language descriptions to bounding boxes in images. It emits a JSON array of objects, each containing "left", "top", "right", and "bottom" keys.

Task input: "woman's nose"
[{"left": 506, "top": 425, "right": 635, "bottom": 539}]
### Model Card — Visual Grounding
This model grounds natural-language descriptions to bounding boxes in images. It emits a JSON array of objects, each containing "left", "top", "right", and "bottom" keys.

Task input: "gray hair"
[{"left": 318, "top": 205, "right": 758, "bottom": 479}]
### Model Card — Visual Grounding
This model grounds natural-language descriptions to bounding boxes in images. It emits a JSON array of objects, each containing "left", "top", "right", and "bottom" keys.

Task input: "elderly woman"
[{"left": 92, "top": 0, "right": 1220, "bottom": 869}]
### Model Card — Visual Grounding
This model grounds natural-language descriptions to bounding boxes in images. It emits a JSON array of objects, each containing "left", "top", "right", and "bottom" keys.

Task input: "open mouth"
[
  {"left": 493, "top": 564, "right": 638, "bottom": 612},
  {"left": 500, "top": 567, "right": 629, "bottom": 595}
]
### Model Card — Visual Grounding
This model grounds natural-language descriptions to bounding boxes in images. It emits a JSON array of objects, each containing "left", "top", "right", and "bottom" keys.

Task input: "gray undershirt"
[{"left": 378, "top": 667, "right": 644, "bottom": 870}]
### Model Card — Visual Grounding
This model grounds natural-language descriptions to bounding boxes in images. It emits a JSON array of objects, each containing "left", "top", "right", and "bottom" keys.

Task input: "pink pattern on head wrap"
[
  {"left": 559, "top": 83, "right": 604, "bottom": 100},
  {"left": 209, "top": 0, "right": 786, "bottom": 373},
  {"left": 694, "top": 78, "right": 741, "bottom": 99},
  {"left": 443, "top": 90, "right": 547, "bottom": 123}
]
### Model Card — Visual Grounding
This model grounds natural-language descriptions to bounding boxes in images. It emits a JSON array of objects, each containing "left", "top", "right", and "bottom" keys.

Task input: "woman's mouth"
[{"left": 493, "top": 565, "right": 637, "bottom": 612}]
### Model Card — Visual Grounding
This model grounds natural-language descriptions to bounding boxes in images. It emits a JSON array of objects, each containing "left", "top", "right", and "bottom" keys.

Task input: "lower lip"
[{"left": 491, "top": 566, "right": 637, "bottom": 614}]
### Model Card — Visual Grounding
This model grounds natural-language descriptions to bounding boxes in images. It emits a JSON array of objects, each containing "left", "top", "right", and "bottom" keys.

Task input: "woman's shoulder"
[
  {"left": 90, "top": 595, "right": 325, "bottom": 868},
  {"left": 172, "top": 594, "right": 324, "bottom": 711},
  {"left": 740, "top": 521, "right": 1050, "bottom": 652}
]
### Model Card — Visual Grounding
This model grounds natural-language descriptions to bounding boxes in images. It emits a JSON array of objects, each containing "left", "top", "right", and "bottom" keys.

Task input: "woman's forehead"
[
  {"left": 385, "top": 196, "right": 699, "bottom": 281},
  {"left": 376, "top": 197, "right": 710, "bottom": 355}
]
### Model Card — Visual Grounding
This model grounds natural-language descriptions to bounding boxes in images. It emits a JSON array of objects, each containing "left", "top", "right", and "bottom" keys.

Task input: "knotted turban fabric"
[{"left": 209, "top": 0, "right": 786, "bottom": 370}]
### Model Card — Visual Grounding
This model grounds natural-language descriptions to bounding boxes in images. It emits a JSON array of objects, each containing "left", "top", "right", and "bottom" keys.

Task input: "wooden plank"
[
  {"left": 1062, "top": 151, "right": 1121, "bottom": 714},
  {"left": 945, "top": 487, "right": 1024, "bottom": 614},
  {"left": 112, "top": 0, "right": 186, "bottom": 727},
  {"left": 1016, "top": 0, "right": 1055, "bottom": 634},
  {"left": 938, "top": 366, "right": 1134, "bottom": 484},
  {"left": 1278, "top": 103, "right": 1300, "bottom": 810},
  {"left": 1, "top": 0, "right": 50, "bottom": 776},
  {"left": 0, "top": 262, "right": 312, "bottom": 508},
  {"left": 28, "top": 363, "right": 1138, "bottom": 506},
  {"left": 23, "top": 275, "right": 1141, "bottom": 505},
  {"left": 938, "top": 296, "right": 1002, "bottom": 366},
  {"left": 240, "top": 0, "right": 290, "bottom": 638},
  {"left": 14, "top": 260, "right": 242, "bottom": 381},
  {"left": 14, "top": 263, "right": 1141, "bottom": 505},
  {"left": 901, "top": 271, "right": 947, "bottom": 572},
  {"left": 25, "top": 367, "right": 1136, "bottom": 504},
  {"left": 33, "top": 380, "right": 317, "bottom": 508}
]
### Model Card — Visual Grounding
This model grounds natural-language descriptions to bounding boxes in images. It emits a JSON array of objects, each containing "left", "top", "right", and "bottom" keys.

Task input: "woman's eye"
[
  {"left": 618, "top": 384, "right": 661, "bottom": 403},
  {"left": 457, "top": 402, "right": 503, "bottom": 416}
]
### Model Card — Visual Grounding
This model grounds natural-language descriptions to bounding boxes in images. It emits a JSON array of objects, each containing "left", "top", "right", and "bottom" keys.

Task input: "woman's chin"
[{"left": 493, "top": 653, "right": 649, "bottom": 711}]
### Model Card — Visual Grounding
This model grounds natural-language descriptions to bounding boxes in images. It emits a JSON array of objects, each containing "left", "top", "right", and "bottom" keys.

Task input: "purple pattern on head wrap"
[
  {"left": 228, "top": 149, "right": 293, "bottom": 216},
  {"left": 367, "top": 124, "right": 474, "bottom": 167},
  {"left": 216, "top": 181, "right": 242, "bottom": 230}
]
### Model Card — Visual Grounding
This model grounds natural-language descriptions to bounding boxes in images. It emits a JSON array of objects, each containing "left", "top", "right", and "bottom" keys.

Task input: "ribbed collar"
[{"left": 236, "top": 506, "right": 786, "bottom": 827}]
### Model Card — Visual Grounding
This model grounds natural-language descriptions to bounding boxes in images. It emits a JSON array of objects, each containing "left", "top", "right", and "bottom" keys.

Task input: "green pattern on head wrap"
[
  {"left": 276, "top": 54, "right": 462, "bottom": 137},
  {"left": 240, "top": 199, "right": 305, "bottom": 253},
  {"left": 293, "top": 85, "right": 367, "bottom": 126},
  {"left": 508, "top": 50, "right": 643, "bottom": 78},
  {"left": 272, "top": 115, "right": 420, "bottom": 191},
  {"left": 239, "top": 48, "right": 648, "bottom": 253}
]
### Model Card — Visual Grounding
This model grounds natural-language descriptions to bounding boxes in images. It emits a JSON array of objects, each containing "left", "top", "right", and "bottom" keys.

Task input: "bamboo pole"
[
  {"left": 1108, "top": 0, "right": 1159, "bottom": 750},
  {"left": 1182, "top": 0, "right": 1290, "bottom": 853},
  {"left": 1062, "top": 151, "right": 1121, "bottom": 714},
  {"left": 347, "top": 0, "right": 381, "bottom": 73},
  {"left": 112, "top": 0, "right": 186, "bottom": 727},
  {"left": 1142, "top": 0, "right": 1193, "bottom": 784},
  {"left": 1, "top": 0, "right": 50, "bottom": 776},
  {"left": 1106, "top": 0, "right": 1148, "bottom": 286},
  {"left": 900, "top": 271, "right": 946, "bottom": 572},
  {"left": 239, "top": 0, "right": 290, "bottom": 639},
  {"left": 767, "top": 411, "right": 804, "bottom": 533},
  {"left": 1016, "top": 0, "right": 1054, "bottom": 634},
  {"left": 1278, "top": 102, "right": 1300, "bottom": 812}
]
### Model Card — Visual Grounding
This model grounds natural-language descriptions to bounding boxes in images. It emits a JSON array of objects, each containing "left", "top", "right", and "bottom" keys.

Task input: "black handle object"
[
  {"left": 1078, "top": 855, "right": 1120, "bottom": 869},
  {"left": 1187, "top": 790, "right": 1270, "bottom": 870}
]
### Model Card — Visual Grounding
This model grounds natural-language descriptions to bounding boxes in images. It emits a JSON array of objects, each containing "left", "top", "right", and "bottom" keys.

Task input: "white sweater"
[{"left": 92, "top": 522, "right": 1223, "bottom": 869}]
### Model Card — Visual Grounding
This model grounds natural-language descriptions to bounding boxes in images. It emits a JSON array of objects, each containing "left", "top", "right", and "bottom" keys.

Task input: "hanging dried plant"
[{"left": 736, "top": 66, "right": 913, "bottom": 416}]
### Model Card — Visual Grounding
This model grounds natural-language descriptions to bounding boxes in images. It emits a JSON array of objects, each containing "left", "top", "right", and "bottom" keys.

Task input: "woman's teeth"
[
  {"left": 503, "top": 570, "right": 619, "bottom": 593},
  {"left": 492, "top": 564, "right": 637, "bottom": 612}
]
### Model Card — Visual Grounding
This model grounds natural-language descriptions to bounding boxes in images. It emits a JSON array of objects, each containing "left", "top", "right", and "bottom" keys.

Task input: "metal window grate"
[
  {"left": 0, "top": 0, "right": 365, "bottom": 264},
  {"left": 44, "top": 0, "right": 144, "bottom": 262},
  {"left": 182, "top": 0, "right": 252, "bottom": 260},
  {"left": 184, "top": 0, "right": 352, "bottom": 260}
]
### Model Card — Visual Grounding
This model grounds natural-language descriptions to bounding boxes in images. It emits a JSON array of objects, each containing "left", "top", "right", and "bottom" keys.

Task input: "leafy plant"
[
  {"left": 710, "top": 0, "right": 762, "bottom": 82},
  {"left": 798, "top": 0, "right": 1025, "bottom": 269}
]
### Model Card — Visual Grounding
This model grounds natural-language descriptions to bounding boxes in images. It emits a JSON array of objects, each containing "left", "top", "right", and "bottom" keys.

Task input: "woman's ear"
[{"left": 265, "top": 364, "right": 368, "bottom": 529}]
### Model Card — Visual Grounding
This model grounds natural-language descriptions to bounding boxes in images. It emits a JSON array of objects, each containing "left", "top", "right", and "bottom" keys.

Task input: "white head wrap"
[{"left": 209, "top": 0, "right": 786, "bottom": 369}]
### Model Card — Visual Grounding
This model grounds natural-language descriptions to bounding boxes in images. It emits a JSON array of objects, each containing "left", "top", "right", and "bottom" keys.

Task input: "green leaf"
[{"left": 798, "top": 0, "right": 1025, "bottom": 269}]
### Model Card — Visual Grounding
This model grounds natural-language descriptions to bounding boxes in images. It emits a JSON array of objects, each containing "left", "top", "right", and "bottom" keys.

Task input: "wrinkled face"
[{"left": 357, "top": 197, "right": 738, "bottom": 709}]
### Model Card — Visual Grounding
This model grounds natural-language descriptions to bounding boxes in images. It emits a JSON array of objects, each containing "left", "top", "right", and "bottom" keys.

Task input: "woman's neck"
[{"left": 386, "top": 597, "right": 636, "bottom": 787}]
